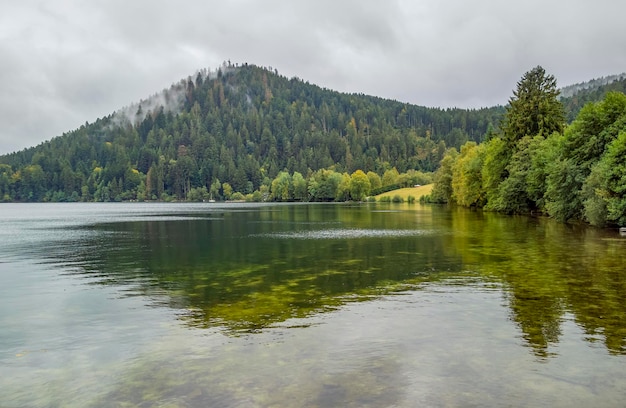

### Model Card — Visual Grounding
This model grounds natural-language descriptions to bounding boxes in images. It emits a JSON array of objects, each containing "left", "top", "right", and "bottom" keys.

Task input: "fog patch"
[{"left": 110, "top": 64, "right": 239, "bottom": 129}]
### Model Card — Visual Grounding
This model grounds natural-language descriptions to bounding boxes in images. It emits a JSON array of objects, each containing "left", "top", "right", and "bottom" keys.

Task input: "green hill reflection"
[{"left": 49, "top": 204, "right": 626, "bottom": 356}]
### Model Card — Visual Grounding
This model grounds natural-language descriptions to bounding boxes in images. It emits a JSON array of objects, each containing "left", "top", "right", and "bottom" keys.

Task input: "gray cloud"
[{"left": 1, "top": 0, "right": 625, "bottom": 154}]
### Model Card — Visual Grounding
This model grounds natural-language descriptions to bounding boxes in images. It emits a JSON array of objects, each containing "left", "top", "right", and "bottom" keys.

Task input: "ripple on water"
[{"left": 253, "top": 228, "right": 431, "bottom": 240}]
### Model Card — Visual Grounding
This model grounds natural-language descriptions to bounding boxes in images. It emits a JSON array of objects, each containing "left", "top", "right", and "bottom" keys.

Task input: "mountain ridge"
[
  {"left": 559, "top": 72, "right": 626, "bottom": 98},
  {"left": 0, "top": 63, "right": 623, "bottom": 202}
]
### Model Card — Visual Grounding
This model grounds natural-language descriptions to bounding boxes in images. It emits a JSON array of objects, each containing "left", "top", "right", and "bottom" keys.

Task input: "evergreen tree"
[
  {"left": 484, "top": 66, "right": 565, "bottom": 212},
  {"left": 502, "top": 66, "right": 565, "bottom": 147}
]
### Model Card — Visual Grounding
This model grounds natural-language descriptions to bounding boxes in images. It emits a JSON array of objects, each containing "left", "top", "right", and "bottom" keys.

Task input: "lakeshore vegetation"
[
  {"left": 0, "top": 63, "right": 503, "bottom": 204},
  {"left": 428, "top": 66, "right": 626, "bottom": 227},
  {"left": 0, "top": 63, "right": 625, "bottom": 226}
]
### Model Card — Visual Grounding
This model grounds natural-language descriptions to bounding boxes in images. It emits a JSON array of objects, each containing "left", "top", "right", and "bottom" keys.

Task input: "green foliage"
[
  {"left": 545, "top": 92, "right": 626, "bottom": 222},
  {"left": 222, "top": 182, "right": 233, "bottom": 200},
  {"left": 264, "top": 167, "right": 421, "bottom": 202},
  {"left": 291, "top": 171, "right": 308, "bottom": 201},
  {"left": 249, "top": 190, "right": 263, "bottom": 202},
  {"left": 402, "top": 169, "right": 433, "bottom": 186},
  {"left": 430, "top": 68, "right": 626, "bottom": 227},
  {"left": 16, "top": 164, "right": 46, "bottom": 201},
  {"left": 382, "top": 168, "right": 400, "bottom": 187},
  {"left": 451, "top": 142, "right": 485, "bottom": 207},
  {"left": 349, "top": 170, "right": 371, "bottom": 201},
  {"left": 187, "top": 186, "right": 210, "bottom": 202},
  {"left": 489, "top": 136, "right": 546, "bottom": 214},
  {"left": 307, "top": 169, "right": 342, "bottom": 202},
  {"left": 0, "top": 64, "right": 504, "bottom": 202},
  {"left": 582, "top": 163, "right": 609, "bottom": 227},
  {"left": 583, "top": 131, "right": 626, "bottom": 226},
  {"left": 525, "top": 134, "right": 561, "bottom": 211},
  {"left": 430, "top": 148, "right": 458, "bottom": 203},
  {"left": 561, "top": 76, "right": 626, "bottom": 122},
  {"left": 501, "top": 66, "right": 565, "bottom": 146},
  {"left": 336, "top": 172, "right": 351, "bottom": 201},
  {"left": 230, "top": 192, "right": 245, "bottom": 201},
  {"left": 562, "top": 92, "right": 626, "bottom": 171},
  {"left": 0, "top": 164, "right": 13, "bottom": 201},
  {"left": 270, "top": 171, "right": 292, "bottom": 201},
  {"left": 481, "top": 137, "right": 509, "bottom": 209},
  {"left": 544, "top": 158, "right": 585, "bottom": 222},
  {"left": 482, "top": 66, "right": 565, "bottom": 212},
  {"left": 370, "top": 183, "right": 402, "bottom": 196},
  {"left": 366, "top": 171, "right": 382, "bottom": 191},
  {"left": 1, "top": 63, "right": 621, "bottom": 212}
]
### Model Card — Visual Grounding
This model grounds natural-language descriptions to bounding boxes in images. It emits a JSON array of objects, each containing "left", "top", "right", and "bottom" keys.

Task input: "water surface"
[{"left": 1, "top": 202, "right": 625, "bottom": 407}]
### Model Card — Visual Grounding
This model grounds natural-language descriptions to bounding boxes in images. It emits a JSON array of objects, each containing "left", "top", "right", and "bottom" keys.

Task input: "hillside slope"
[
  {"left": 560, "top": 75, "right": 626, "bottom": 121},
  {"left": 1, "top": 63, "right": 624, "bottom": 203},
  {"left": 0, "top": 63, "right": 502, "bottom": 201}
]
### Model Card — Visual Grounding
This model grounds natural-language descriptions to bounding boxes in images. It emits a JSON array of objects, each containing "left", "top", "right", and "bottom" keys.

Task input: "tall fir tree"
[{"left": 501, "top": 66, "right": 565, "bottom": 147}]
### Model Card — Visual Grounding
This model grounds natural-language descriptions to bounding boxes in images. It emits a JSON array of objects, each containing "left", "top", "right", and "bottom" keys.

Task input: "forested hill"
[
  {"left": 560, "top": 75, "right": 626, "bottom": 121},
  {"left": 559, "top": 73, "right": 626, "bottom": 98},
  {"left": 1, "top": 63, "right": 623, "bottom": 203},
  {"left": 0, "top": 63, "right": 504, "bottom": 202}
]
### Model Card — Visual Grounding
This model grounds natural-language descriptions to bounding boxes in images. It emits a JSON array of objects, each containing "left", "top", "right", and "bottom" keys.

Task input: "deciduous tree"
[
  {"left": 430, "top": 148, "right": 458, "bottom": 203},
  {"left": 583, "top": 131, "right": 626, "bottom": 226},
  {"left": 451, "top": 142, "right": 485, "bottom": 207},
  {"left": 349, "top": 170, "right": 371, "bottom": 201}
]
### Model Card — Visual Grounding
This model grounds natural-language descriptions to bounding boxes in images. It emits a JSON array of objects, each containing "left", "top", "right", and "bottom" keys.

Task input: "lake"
[{"left": 1, "top": 202, "right": 625, "bottom": 407}]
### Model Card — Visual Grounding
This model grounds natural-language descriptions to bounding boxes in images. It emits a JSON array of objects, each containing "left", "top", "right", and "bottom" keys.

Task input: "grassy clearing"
[{"left": 374, "top": 184, "right": 433, "bottom": 201}]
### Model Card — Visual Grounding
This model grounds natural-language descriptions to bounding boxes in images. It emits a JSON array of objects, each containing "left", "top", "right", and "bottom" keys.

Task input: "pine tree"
[{"left": 502, "top": 66, "right": 565, "bottom": 147}]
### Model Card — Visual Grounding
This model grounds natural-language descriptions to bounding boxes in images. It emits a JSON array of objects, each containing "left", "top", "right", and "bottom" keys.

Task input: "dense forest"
[
  {"left": 560, "top": 75, "right": 626, "bottom": 121},
  {"left": 0, "top": 63, "right": 623, "bottom": 207},
  {"left": 0, "top": 63, "right": 504, "bottom": 202},
  {"left": 429, "top": 66, "right": 626, "bottom": 227}
]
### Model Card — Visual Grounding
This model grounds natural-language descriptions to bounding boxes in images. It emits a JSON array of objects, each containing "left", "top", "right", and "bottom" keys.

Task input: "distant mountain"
[
  {"left": 560, "top": 74, "right": 626, "bottom": 121},
  {"left": 559, "top": 73, "right": 626, "bottom": 98}
]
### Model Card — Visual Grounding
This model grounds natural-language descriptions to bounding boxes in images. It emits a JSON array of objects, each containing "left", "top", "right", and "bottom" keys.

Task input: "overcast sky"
[{"left": 1, "top": 0, "right": 625, "bottom": 154}]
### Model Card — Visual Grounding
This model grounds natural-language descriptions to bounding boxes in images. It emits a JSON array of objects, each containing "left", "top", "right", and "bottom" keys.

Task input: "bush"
[
  {"left": 407, "top": 195, "right": 415, "bottom": 203},
  {"left": 392, "top": 194, "right": 403, "bottom": 203},
  {"left": 371, "top": 183, "right": 402, "bottom": 196},
  {"left": 230, "top": 192, "right": 245, "bottom": 201}
]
